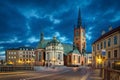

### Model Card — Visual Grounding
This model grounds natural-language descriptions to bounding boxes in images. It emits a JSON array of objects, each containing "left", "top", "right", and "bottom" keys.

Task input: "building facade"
[
  {"left": 86, "top": 52, "right": 92, "bottom": 66},
  {"left": 92, "top": 26, "right": 120, "bottom": 69},
  {"left": 45, "top": 36, "right": 64, "bottom": 66},
  {"left": 6, "top": 47, "right": 35, "bottom": 66}
]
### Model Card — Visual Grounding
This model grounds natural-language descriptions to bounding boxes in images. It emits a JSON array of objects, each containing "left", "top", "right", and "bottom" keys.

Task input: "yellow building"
[
  {"left": 92, "top": 26, "right": 120, "bottom": 69},
  {"left": 6, "top": 47, "right": 35, "bottom": 66}
]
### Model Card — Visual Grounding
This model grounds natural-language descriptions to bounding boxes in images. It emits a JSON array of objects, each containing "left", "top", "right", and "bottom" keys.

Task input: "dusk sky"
[{"left": 0, "top": 0, "right": 120, "bottom": 60}]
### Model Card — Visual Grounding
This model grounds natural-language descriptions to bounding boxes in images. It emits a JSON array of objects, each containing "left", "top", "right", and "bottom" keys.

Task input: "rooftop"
[{"left": 93, "top": 26, "right": 120, "bottom": 44}]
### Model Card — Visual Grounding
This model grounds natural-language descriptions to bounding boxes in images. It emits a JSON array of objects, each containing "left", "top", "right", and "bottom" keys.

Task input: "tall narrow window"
[
  {"left": 78, "top": 56, "right": 80, "bottom": 63},
  {"left": 97, "top": 44, "right": 99, "bottom": 50},
  {"left": 58, "top": 53, "right": 61, "bottom": 60},
  {"left": 114, "top": 50, "right": 117, "bottom": 58},
  {"left": 104, "top": 40, "right": 106, "bottom": 48},
  {"left": 108, "top": 51, "right": 111, "bottom": 58},
  {"left": 74, "top": 55, "right": 75, "bottom": 61},
  {"left": 108, "top": 38, "right": 111, "bottom": 47},
  {"left": 39, "top": 52, "right": 42, "bottom": 61},
  {"left": 114, "top": 36, "right": 117, "bottom": 45}
]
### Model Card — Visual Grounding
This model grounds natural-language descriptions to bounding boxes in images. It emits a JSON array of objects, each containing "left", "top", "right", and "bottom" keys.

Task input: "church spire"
[
  {"left": 77, "top": 8, "right": 82, "bottom": 28},
  {"left": 40, "top": 32, "right": 44, "bottom": 41}
]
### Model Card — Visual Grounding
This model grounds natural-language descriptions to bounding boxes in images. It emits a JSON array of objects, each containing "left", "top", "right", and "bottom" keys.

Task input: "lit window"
[{"left": 114, "top": 36, "right": 117, "bottom": 45}]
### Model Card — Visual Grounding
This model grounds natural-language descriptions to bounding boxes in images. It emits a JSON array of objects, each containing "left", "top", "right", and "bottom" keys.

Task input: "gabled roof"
[{"left": 68, "top": 45, "right": 80, "bottom": 55}]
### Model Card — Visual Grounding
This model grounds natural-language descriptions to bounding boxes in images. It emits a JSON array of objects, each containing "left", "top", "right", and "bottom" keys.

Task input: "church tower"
[{"left": 74, "top": 8, "right": 86, "bottom": 55}]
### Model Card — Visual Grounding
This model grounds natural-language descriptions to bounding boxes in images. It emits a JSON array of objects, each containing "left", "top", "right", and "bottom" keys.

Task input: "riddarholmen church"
[{"left": 35, "top": 8, "right": 86, "bottom": 67}]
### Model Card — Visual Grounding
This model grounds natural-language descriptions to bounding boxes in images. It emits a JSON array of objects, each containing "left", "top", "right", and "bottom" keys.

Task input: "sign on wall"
[{"left": 102, "top": 49, "right": 106, "bottom": 56}]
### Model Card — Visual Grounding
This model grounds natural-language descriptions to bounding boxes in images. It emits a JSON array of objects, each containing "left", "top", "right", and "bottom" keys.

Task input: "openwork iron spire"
[{"left": 77, "top": 8, "right": 82, "bottom": 28}]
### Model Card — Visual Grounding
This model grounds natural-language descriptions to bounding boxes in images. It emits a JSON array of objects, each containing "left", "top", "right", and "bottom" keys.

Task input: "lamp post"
[{"left": 97, "top": 56, "right": 102, "bottom": 68}]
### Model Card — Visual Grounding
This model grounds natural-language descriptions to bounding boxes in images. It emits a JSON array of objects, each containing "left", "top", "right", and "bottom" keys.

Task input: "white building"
[{"left": 45, "top": 36, "right": 64, "bottom": 66}]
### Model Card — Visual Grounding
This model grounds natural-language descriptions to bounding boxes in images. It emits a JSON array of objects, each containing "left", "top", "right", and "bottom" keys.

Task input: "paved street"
[{"left": 0, "top": 67, "right": 93, "bottom": 80}]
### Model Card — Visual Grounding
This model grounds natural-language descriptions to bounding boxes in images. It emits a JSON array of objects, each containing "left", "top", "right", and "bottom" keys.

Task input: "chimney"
[
  {"left": 109, "top": 26, "right": 112, "bottom": 31},
  {"left": 101, "top": 30, "right": 105, "bottom": 35}
]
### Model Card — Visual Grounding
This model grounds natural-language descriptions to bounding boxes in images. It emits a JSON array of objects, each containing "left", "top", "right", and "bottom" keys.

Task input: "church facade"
[{"left": 35, "top": 8, "right": 86, "bottom": 66}]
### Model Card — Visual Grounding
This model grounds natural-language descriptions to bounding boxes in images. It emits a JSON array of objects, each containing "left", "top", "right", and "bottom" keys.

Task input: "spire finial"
[
  {"left": 40, "top": 32, "right": 44, "bottom": 41},
  {"left": 77, "top": 8, "right": 82, "bottom": 28}
]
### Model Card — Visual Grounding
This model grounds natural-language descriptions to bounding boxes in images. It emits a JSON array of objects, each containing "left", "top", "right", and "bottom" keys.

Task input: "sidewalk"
[{"left": 87, "top": 69, "right": 103, "bottom": 80}]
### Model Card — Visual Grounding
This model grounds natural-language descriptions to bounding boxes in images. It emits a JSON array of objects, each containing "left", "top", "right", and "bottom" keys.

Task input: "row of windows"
[
  {"left": 19, "top": 59, "right": 34, "bottom": 61},
  {"left": 73, "top": 55, "right": 81, "bottom": 63},
  {"left": 46, "top": 53, "right": 63, "bottom": 61},
  {"left": 8, "top": 52, "right": 17, "bottom": 55},
  {"left": 108, "top": 50, "right": 118, "bottom": 58},
  {"left": 22, "top": 51, "right": 34, "bottom": 54},
  {"left": 9, "top": 56, "right": 16, "bottom": 59},
  {"left": 93, "top": 36, "right": 118, "bottom": 51},
  {"left": 22, "top": 55, "right": 34, "bottom": 58},
  {"left": 46, "top": 46, "right": 63, "bottom": 50}
]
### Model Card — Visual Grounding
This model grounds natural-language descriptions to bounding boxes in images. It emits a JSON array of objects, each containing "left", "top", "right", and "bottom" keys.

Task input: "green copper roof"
[
  {"left": 37, "top": 40, "right": 50, "bottom": 49},
  {"left": 46, "top": 37, "right": 60, "bottom": 46},
  {"left": 68, "top": 47, "right": 80, "bottom": 54},
  {"left": 62, "top": 44, "right": 73, "bottom": 55},
  {"left": 37, "top": 39, "right": 73, "bottom": 54}
]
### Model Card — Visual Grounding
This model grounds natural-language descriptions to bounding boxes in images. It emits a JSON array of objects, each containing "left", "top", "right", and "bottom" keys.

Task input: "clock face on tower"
[{"left": 76, "top": 31, "right": 79, "bottom": 36}]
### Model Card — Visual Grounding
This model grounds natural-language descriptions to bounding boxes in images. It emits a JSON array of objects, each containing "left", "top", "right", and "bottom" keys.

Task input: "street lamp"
[
  {"left": 52, "top": 58, "right": 56, "bottom": 68},
  {"left": 42, "top": 60, "right": 44, "bottom": 66},
  {"left": 97, "top": 57, "right": 102, "bottom": 68}
]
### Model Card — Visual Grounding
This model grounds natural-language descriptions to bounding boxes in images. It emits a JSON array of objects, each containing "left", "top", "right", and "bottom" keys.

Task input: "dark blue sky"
[{"left": 0, "top": 0, "right": 120, "bottom": 59}]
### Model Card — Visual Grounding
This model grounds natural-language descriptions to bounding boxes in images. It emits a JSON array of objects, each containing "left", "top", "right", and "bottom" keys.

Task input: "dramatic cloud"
[{"left": 0, "top": 0, "right": 120, "bottom": 59}]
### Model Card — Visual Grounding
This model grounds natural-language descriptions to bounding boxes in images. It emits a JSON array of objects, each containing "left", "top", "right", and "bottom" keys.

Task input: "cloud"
[
  {"left": 0, "top": 51, "right": 5, "bottom": 60},
  {"left": 0, "top": 0, "right": 120, "bottom": 54},
  {"left": 110, "top": 11, "right": 120, "bottom": 22},
  {"left": 28, "top": 36, "right": 39, "bottom": 43},
  {"left": 0, "top": 37, "right": 22, "bottom": 44}
]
